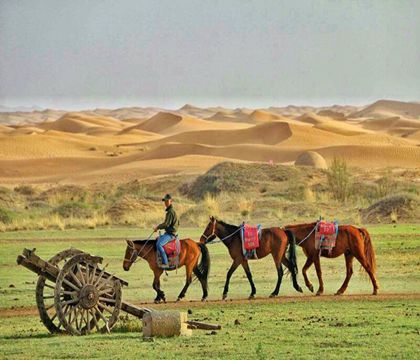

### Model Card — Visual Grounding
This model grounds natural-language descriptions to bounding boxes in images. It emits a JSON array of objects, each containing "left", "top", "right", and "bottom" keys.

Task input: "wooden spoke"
[
  {"left": 89, "top": 264, "right": 98, "bottom": 284},
  {"left": 61, "top": 298, "right": 78, "bottom": 306},
  {"left": 63, "top": 278, "right": 81, "bottom": 291},
  {"left": 90, "top": 309, "right": 100, "bottom": 331},
  {"left": 76, "top": 264, "right": 86, "bottom": 285},
  {"left": 60, "top": 290, "right": 77, "bottom": 296},
  {"left": 94, "top": 306, "right": 110, "bottom": 331},
  {"left": 97, "top": 302, "right": 114, "bottom": 315},
  {"left": 69, "top": 269, "right": 83, "bottom": 288},
  {"left": 86, "top": 310, "right": 91, "bottom": 333},
  {"left": 44, "top": 282, "right": 55, "bottom": 290},
  {"left": 99, "top": 297, "right": 115, "bottom": 303},
  {"left": 43, "top": 295, "right": 55, "bottom": 299},
  {"left": 93, "top": 265, "right": 108, "bottom": 287},
  {"left": 45, "top": 303, "right": 55, "bottom": 311}
]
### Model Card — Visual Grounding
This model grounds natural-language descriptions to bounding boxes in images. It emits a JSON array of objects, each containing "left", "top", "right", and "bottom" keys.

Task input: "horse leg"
[
  {"left": 353, "top": 250, "right": 379, "bottom": 295},
  {"left": 177, "top": 263, "right": 194, "bottom": 301},
  {"left": 313, "top": 256, "right": 324, "bottom": 296},
  {"left": 241, "top": 260, "right": 256, "bottom": 299},
  {"left": 281, "top": 257, "right": 303, "bottom": 293},
  {"left": 302, "top": 257, "right": 314, "bottom": 293},
  {"left": 222, "top": 259, "right": 241, "bottom": 300},
  {"left": 193, "top": 267, "right": 208, "bottom": 301},
  {"left": 270, "top": 258, "right": 284, "bottom": 298},
  {"left": 335, "top": 253, "right": 354, "bottom": 295},
  {"left": 152, "top": 269, "right": 165, "bottom": 303}
]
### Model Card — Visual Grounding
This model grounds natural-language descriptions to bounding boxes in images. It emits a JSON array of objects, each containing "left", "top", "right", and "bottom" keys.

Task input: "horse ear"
[
  {"left": 210, "top": 216, "right": 214, "bottom": 221},
  {"left": 126, "top": 240, "right": 134, "bottom": 247}
]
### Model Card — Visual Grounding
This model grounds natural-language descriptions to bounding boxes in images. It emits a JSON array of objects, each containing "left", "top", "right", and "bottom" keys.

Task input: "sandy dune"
[{"left": 0, "top": 100, "right": 419, "bottom": 184}]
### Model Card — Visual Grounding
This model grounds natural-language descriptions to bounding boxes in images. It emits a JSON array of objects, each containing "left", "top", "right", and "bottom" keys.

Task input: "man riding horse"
[{"left": 153, "top": 194, "right": 179, "bottom": 269}]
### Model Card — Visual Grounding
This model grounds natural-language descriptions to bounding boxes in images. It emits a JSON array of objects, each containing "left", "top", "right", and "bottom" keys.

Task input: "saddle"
[
  {"left": 157, "top": 235, "right": 181, "bottom": 270},
  {"left": 315, "top": 220, "right": 338, "bottom": 255},
  {"left": 241, "top": 223, "right": 261, "bottom": 260}
]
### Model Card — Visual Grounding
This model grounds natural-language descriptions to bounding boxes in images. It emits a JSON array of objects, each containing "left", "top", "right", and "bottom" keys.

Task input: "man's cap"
[{"left": 162, "top": 194, "right": 172, "bottom": 201}]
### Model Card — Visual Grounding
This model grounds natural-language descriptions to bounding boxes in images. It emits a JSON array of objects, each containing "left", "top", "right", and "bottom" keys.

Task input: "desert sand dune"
[
  {"left": 1, "top": 101, "right": 419, "bottom": 184},
  {"left": 135, "top": 121, "right": 296, "bottom": 147},
  {"left": 37, "top": 112, "right": 126, "bottom": 133},
  {"left": 349, "top": 100, "right": 420, "bottom": 119},
  {"left": 316, "top": 144, "right": 420, "bottom": 168},
  {"left": 123, "top": 111, "right": 249, "bottom": 135}
]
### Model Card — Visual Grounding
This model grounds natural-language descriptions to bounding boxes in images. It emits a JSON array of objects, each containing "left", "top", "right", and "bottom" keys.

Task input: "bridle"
[
  {"left": 124, "top": 231, "right": 155, "bottom": 266},
  {"left": 201, "top": 219, "right": 217, "bottom": 243}
]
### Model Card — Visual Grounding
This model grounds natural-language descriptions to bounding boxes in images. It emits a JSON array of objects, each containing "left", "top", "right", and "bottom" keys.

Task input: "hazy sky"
[{"left": 0, "top": 0, "right": 419, "bottom": 109}]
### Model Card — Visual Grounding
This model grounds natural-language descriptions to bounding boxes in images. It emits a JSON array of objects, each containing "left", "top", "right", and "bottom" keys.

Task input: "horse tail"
[
  {"left": 285, "top": 229, "right": 298, "bottom": 276},
  {"left": 194, "top": 243, "right": 211, "bottom": 282},
  {"left": 359, "top": 227, "right": 377, "bottom": 276}
]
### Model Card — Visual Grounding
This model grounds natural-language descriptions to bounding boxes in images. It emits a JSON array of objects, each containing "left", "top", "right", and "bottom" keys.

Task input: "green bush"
[
  {"left": 0, "top": 207, "right": 13, "bottom": 224},
  {"left": 52, "top": 202, "right": 92, "bottom": 218},
  {"left": 327, "top": 158, "right": 353, "bottom": 202}
]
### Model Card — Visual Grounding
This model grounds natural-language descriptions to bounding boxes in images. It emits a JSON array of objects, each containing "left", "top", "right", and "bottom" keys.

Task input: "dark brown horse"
[
  {"left": 123, "top": 238, "right": 210, "bottom": 303},
  {"left": 200, "top": 217, "right": 302, "bottom": 299},
  {"left": 285, "top": 222, "right": 378, "bottom": 296}
]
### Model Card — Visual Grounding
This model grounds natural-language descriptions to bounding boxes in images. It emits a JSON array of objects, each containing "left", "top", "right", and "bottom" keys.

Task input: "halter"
[
  {"left": 201, "top": 219, "right": 243, "bottom": 245},
  {"left": 201, "top": 218, "right": 217, "bottom": 243},
  {"left": 124, "top": 231, "right": 155, "bottom": 266}
]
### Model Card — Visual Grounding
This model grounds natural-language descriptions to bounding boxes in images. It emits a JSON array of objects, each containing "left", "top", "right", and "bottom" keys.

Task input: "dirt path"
[{"left": 1, "top": 293, "right": 419, "bottom": 319}]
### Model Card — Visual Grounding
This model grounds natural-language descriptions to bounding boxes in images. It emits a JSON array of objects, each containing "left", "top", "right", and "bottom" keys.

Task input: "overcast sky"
[{"left": 0, "top": 0, "right": 419, "bottom": 110}]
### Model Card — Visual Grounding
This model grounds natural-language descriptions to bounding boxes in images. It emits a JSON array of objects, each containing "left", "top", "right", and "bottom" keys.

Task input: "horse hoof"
[
  {"left": 176, "top": 298, "right": 181, "bottom": 302},
  {"left": 308, "top": 285, "right": 314, "bottom": 293},
  {"left": 201, "top": 298, "right": 207, "bottom": 302},
  {"left": 222, "top": 294, "right": 227, "bottom": 300},
  {"left": 297, "top": 287, "right": 303, "bottom": 293},
  {"left": 372, "top": 290, "right": 378, "bottom": 296},
  {"left": 316, "top": 292, "right": 322, "bottom": 296},
  {"left": 269, "top": 293, "right": 277, "bottom": 298},
  {"left": 334, "top": 291, "right": 343, "bottom": 296},
  {"left": 248, "top": 295, "right": 255, "bottom": 300}
]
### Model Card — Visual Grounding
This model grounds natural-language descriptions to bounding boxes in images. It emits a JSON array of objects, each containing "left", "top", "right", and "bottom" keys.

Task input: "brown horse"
[
  {"left": 284, "top": 222, "right": 378, "bottom": 296},
  {"left": 123, "top": 238, "right": 210, "bottom": 303},
  {"left": 200, "top": 217, "right": 302, "bottom": 299}
]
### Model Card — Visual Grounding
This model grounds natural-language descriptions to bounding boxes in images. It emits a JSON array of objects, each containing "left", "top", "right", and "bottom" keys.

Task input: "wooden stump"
[{"left": 142, "top": 311, "right": 192, "bottom": 338}]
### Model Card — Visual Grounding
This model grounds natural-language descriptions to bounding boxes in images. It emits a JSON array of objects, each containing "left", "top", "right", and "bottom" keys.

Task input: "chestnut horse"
[
  {"left": 284, "top": 222, "right": 378, "bottom": 296},
  {"left": 123, "top": 238, "right": 210, "bottom": 303},
  {"left": 200, "top": 217, "right": 302, "bottom": 299}
]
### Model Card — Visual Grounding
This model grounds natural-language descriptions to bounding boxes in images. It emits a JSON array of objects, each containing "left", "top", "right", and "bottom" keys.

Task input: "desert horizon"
[{"left": 0, "top": 98, "right": 419, "bottom": 186}]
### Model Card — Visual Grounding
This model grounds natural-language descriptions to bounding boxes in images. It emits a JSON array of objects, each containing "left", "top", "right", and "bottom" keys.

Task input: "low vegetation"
[{"left": 0, "top": 162, "right": 418, "bottom": 231}]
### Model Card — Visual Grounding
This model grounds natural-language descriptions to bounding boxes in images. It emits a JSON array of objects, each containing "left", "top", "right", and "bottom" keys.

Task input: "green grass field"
[{"left": 0, "top": 225, "right": 419, "bottom": 359}]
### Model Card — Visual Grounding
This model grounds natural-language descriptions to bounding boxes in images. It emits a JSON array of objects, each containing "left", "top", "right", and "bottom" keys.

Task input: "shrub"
[
  {"left": 326, "top": 158, "right": 353, "bottom": 202},
  {"left": 53, "top": 202, "right": 92, "bottom": 218},
  {"left": 0, "top": 207, "right": 13, "bottom": 224},
  {"left": 14, "top": 184, "right": 36, "bottom": 196}
]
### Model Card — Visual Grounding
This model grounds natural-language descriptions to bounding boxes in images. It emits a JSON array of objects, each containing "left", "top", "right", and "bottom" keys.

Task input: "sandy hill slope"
[
  {"left": 37, "top": 112, "right": 126, "bottom": 134},
  {"left": 359, "top": 117, "right": 420, "bottom": 137},
  {"left": 135, "top": 121, "right": 296, "bottom": 147},
  {"left": 122, "top": 111, "right": 249, "bottom": 135},
  {"left": 349, "top": 100, "right": 420, "bottom": 119},
  {"left": 177, "top": 104, "right": 218, "bottom": 119}
]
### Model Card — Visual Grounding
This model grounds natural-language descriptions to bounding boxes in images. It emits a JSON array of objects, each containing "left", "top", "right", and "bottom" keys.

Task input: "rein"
[
  {"left": 295, "top": 223, "right": 318, "bottom": 246},
  {"left": 125, "top": 231, "right": 155, "bottom": 265},
  {"left": 203, "top": 223, "right": 242, "bottom": 245}
]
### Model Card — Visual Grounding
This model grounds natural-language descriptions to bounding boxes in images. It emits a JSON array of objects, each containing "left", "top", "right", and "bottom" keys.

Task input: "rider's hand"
[{"left": 153, "top": 226, "right": 158, "bottom": 232}]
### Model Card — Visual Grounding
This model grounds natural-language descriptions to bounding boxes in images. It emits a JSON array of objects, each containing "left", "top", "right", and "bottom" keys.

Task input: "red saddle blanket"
[
  {"left": 242, "top": 224, "right": 260, "bottom": 250},
  {"left": 317, "top": 221, "right": 336, "bottom": 235},
  {"left": 315, "top": 221, "right": 338, "bottom": 252},
  {"left": 163, "top": 238, "right": 180, "bottom": 256}
]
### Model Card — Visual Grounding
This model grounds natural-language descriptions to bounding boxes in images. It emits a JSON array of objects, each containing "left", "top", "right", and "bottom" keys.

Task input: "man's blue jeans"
[{"left": 157, "top": 233, "right": 173, "bottom": 265}]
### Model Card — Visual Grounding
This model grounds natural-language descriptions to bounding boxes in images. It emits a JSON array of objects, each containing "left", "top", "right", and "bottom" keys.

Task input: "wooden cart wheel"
[
  {"left": 35, "top": 248, "right": 83, "bottom": 334},
  {"left": 54, "top": 253, "right": 122, "bottom": 335}
]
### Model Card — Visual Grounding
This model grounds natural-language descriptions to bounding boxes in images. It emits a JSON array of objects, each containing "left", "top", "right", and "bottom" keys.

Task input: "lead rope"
[
  {"left": 127, "top": 231, "right": 155, "bottom": 264},
  {"left": 296, "top": 223, "right": 318, "bottom": 246},
  {"left": 205, "top": 226, "right": 243, "bottom": 245}
]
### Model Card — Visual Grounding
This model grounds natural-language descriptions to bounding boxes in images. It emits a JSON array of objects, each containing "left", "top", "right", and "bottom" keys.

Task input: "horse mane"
[
  {"left": 217, "top": 219, "right": 240, "bottom": 233},
  {"left": 285, "top": 221, "right": 317, "bottom": 229},
  {"left": 133, "top": 239, "right": 155, "bottom": 246}
]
